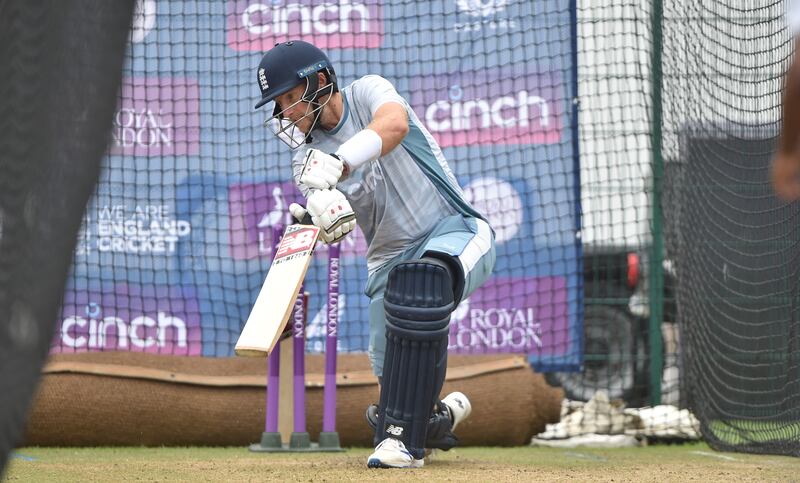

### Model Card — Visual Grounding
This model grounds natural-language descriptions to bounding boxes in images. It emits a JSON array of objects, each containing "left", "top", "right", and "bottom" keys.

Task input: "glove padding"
[
  {"left": 299, "top": 148, "right": 344, "bottom": 190},
  {"left": 291, "top": 189, "right": 355, "bottom": 244}
]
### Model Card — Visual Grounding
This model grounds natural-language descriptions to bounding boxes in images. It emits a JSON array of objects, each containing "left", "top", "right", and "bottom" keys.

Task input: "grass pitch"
[{"left": 5, "top": 442, "right": 800, "bottom": 482}]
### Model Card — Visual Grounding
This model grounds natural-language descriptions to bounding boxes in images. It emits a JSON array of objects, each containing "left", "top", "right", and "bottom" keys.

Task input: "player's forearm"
[
  {"left": 780, "top": 39, "right": 800, "bottom": 155},
  {"left": 336, "top": 103, "right": 409, "bottom": 176},
  {"left": 367, "top": 104, "right": 410, "bottom": 155}
]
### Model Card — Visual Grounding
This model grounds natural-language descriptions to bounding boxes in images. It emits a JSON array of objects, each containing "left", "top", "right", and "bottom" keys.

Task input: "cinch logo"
[
  {"left": 448, "top": 277, "right": 569, "bottom": 355},
  {"left": 60, "top": 313, "right": 187, "bottom": 350},
  {"left": 53, "top": 284, "right": 202, "bottom": 355},
  {"left": 410, "top": 68, "right": 564, "bottom": 147},
  {"left": 110, "top": 78, "right": 200, "bottom": 156},
  {"left": 227, "top": 0, "right": 384, "bottom": 51}
]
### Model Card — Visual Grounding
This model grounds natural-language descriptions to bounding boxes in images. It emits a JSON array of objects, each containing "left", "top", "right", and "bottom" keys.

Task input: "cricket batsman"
[{"left": 254, "top": 40, "right": 496, "bottom": 468}]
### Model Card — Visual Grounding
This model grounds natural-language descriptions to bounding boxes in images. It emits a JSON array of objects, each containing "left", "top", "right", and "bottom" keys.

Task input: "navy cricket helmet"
[
  {"left": 255, "top": 41, "right": 339, "bottom": 149},
  {"left": 254, "top": 40, "right": 338, "bottom": 109}
]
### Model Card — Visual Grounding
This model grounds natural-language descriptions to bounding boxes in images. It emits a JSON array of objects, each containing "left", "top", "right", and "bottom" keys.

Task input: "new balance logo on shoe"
[{"left": 386, "top": 425, "right": 404, "bottom": 436}]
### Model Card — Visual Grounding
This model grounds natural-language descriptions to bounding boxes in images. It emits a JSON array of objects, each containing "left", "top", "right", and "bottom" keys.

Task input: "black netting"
[
  {"left": 664, "top": 1, "right": 800, "bottom": 455},
  {"left": 0, "top": 0, "right": 134, "bottom": 473},
  {"left": 8, "top": 0, "right": 799, "bottom": 458},
  {"left": 55, "top": 1, "right": 584, "bottom": 374}
]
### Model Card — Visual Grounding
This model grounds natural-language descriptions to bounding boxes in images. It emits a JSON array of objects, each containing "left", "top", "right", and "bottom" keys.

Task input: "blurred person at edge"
[{"left": 772, "top": 0, "right": 800, "bottom": 200}]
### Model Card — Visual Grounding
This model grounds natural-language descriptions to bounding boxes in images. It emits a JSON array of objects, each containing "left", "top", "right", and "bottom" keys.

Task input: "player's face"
[
  {"left": 275, "top": 84, "right": 314, "bottom": 134},
  {"left": 265, "top": 73, "right": 332, "bottom": 150}
]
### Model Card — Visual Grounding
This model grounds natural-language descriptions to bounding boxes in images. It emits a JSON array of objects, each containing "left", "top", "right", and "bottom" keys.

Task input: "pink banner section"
[
  {"left": 54, "top": 283, "right": 202, "bottom": 355},
  {"left": 109, "top": 77, "right": 200, "bottom": 156},
  {"left": 228, "top": 181, "right": 367, "bottom": 260},
  {"left": 227, "top": 0, "right": 384, "bottom": 51},
  {"left": 449, "top": 276, "right": 570, "bottom": 355},
  {"left": 410, "top": 68, "right": 564, "bottom": 147}
]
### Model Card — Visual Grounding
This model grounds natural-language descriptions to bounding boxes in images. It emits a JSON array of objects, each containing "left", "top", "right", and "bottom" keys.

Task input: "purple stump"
[
  {"left": 323, "top": 244, "right": 340, "bottom": 433},
  {"left": 265, "top": 226, "right": 283, "bottom": 434},
  {"left": 292, "top": 291, "right": 307, "bottom": 433},
  {"left": 266, "top": 343, "right": 280, "bottom": 433}
]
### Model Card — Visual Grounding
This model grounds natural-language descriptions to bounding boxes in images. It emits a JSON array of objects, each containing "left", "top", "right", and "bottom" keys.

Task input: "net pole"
[{"left": 648, "top": 0, "right": 665, "bottom": 406}]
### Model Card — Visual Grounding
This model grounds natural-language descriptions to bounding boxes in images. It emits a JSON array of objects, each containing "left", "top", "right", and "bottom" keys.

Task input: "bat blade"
[{"left": 235, "top": 223, "right": 320, "bottom": 357}]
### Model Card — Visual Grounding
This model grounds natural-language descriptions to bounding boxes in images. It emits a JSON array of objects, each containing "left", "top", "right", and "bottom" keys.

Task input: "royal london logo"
[
  {"left": 110, "top": 78, "right": 200, "bottom": 156},
  {"left": 447, "top": 277, "right": 571, "bottom": 355}
]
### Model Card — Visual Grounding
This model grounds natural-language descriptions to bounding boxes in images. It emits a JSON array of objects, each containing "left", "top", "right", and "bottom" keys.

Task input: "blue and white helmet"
[{"left": 255, "top": 40, "right": 338, "bottom": 149}]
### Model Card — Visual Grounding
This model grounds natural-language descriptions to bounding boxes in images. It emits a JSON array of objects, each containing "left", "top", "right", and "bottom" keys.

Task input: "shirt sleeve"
[
  {"left": 787, "top": 0, "right": 800, "bottom": 36},
  {"left": 351, "top": 75, "right": 407, "bottom": 116}
]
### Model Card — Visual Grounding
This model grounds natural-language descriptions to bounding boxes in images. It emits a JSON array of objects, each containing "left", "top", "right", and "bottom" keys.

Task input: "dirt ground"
[{"left": 6, "top": 443, "right": 800, "bottom": 482}]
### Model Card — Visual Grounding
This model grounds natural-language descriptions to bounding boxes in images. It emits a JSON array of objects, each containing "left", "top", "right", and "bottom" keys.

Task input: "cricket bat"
[{"left": 235, "top": 220, "right": 320, "bottom": 357}]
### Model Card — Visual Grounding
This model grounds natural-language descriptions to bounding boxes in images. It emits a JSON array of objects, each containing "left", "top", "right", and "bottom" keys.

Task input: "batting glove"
[
  {"left": 303, "top": 189, "right": 356, "bottom": 244},
  {"left": 299, "top": 148, "right": 344, "bottom": 190}
]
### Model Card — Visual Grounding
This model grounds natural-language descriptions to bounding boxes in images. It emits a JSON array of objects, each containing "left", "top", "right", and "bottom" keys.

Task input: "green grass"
[{"left": 5, "top": 443, "right": 800, "bottom": 482}]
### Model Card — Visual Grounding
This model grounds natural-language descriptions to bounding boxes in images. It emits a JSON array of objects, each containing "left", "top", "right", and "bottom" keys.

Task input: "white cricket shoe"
[
  {"left": 441, "top": 391, "right": 472, "bottom": 431},
  {"left": 367, "top": 437, "right": 424, "bottom": 469}
]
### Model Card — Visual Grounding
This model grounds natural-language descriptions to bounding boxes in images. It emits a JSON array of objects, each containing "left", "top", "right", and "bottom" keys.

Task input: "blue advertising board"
[{"left": 55, "top": 0, "right": 583, "bottom": 371}]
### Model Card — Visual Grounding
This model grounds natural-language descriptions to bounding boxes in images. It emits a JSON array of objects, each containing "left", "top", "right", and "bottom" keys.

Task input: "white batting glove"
[
  {"left": 299, "top": 149, "right": 344, "bottom": 190},
  {"left": 306, "top": 188, "right": 356, "bottom": 244}
]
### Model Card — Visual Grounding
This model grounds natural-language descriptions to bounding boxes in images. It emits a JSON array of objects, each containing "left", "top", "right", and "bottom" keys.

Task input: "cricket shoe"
[
  {"left": 367, "top": 438, "right": 425, "bottom": 469},
  {"left": 365, "top": 392, "right": 473, "bottom": 452}
]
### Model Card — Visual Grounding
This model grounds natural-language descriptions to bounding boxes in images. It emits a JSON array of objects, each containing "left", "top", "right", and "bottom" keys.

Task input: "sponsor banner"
[
  {"left": 410, "top": 67, "right": 564, "bottom": 146},
  {"left": 76, "top": 204, "right": 191, "bottom": 256},
  {"left": 54, "top": 284, "right": 202, "bottom": 355},
  {"left": 227, "top": 0, "right": 384, "bottom": 51},
  {"left": 451, "top": 0, "right": 520, "bottom": 33},
  {"left": 109, "top": 77, "right": 200, "bottom": 156},
  {"left": 449, "top": 276, "right": 570, "bottom": 355},
  {"left": 228, "top": 181, "right": 366, "bottom": 260},
  {"left": 463, "top": 177, "right": 524, "bottom": 244}
]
